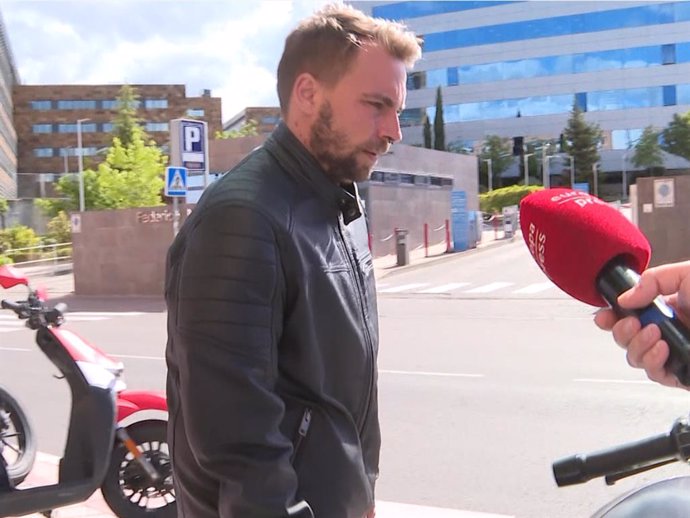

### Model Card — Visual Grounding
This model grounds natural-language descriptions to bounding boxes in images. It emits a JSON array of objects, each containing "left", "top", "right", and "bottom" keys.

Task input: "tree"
[
  {"left": 39, "top": 104, "right": 166, "bottom": 215},
  {"left": 0, "top": 197, "right": 7, "bottom": 229},
  {"left": 215, "top": 119, "right": 259, "bottom": 139},
  {"left": 433, "top": 86, "right": 445, "bottom": 151},
  {"left": 562, "top": 101, "right": 601, "bottom": 184},
  {"left": 112, "top": 84, "right": 145, "bottom": 148},
  {"left": 633, "top": 125, "right": 664, "bottom": 173},
  {"left": 661, "top": 112, "right": 690, "bottom": 161},
  {"left": 422, "top": 114, "right": 432, "bottom": 149},
  {"left": 479, "top": 135, "right": 513, "bottom": 190}
]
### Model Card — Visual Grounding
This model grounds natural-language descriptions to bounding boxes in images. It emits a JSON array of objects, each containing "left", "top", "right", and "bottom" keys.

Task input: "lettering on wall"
[{"left": 136, "top": 208, "right": 193, "bottom": 224}]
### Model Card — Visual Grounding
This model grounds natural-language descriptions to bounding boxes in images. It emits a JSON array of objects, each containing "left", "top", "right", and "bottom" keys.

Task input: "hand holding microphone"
[
  {"left": 594, "top": 261, "right": 690, "bottom": 389},
  {"left": 519, "top": 188, "right": 690, "bottom": 388}
]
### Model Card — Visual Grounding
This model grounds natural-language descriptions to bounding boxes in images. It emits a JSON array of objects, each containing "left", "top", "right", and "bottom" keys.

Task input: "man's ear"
[{"left": 291, "top": 72, "right": 322, "bottom": 116}]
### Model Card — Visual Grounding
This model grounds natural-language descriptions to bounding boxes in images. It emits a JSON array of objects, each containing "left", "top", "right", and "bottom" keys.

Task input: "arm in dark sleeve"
[{"left": 174, "top": 202, "right": 297, "bottom": 517}]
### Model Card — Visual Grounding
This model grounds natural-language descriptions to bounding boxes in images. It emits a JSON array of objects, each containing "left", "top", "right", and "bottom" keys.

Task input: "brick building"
[
  {"left": 13, "top": 84, "right": 222, "bottom": 198},
  {"left": 223, "top": 106, "right": 281, "bottom": 136}
]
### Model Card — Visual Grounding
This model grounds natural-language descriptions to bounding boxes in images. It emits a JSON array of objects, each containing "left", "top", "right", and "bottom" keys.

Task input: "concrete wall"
[
  {"left": 71, "top": 205, "right": 192, "bottom": 296},
  {"left": 636, "top": 175, "right": 690, "bottom": 267},
  {"left": 366, "top": 182, "right": 452, "bottom": 258}
]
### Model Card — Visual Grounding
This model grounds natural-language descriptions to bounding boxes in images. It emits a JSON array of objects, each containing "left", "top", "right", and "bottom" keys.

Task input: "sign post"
[
  {"left": 165, "top": 166, "right": 188, "bottom": 236},
  {"left": 170, "top": 119, "right": 208, "bottom": 195},
  {"left": 169, "top": 119, "right": 208, "bottom": 235}
]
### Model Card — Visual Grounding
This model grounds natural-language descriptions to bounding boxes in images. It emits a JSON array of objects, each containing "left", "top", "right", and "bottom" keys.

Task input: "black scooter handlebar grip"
[
  {"left": 286, "top": 500, "right": 314, "bottom": 518},
  {"left": 1, "top": 299, "right": 22, "bottom": 312},
  {"left": 553, "top": 431, "right": 675, "bottom": 486}
]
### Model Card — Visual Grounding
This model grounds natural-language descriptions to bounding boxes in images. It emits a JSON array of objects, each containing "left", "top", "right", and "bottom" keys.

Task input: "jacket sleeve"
[{"left": 173, "top": 202, "right": 297, "bottom": 517}]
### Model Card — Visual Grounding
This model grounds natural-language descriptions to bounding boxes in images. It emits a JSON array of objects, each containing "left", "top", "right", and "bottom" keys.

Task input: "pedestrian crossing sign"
[{"left": 165, "top": 166, "right": 187, "bottom": 197}]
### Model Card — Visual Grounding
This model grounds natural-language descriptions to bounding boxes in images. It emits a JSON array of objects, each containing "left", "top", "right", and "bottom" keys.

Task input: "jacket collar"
[{"left": 265, "top": 122, "right": 363, "bottom": 225}]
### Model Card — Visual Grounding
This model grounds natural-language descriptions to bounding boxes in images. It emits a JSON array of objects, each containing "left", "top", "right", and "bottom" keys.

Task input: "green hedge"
[{"left": 479, "top": 185, "right": 544, "bottom": 213}]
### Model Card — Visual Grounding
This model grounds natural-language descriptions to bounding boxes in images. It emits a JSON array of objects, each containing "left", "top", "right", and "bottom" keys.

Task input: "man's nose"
[{"left": 380, "top": 111, "right": 402, "bottom": 144}]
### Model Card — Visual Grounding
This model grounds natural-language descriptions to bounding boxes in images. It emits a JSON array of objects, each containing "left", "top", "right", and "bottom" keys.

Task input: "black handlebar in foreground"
[{"left": 554, "top": 416, "right": 690, "bottom": 487}]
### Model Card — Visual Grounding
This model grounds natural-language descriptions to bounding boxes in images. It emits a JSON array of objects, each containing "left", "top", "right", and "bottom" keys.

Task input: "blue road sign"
[
  {"left": 166, "top": 166, "right": 188, "bottom": 197},
  {"left": 180, "top": 120, "right": 206, "bottom": 171},
  {"left": 451, "top": 190, "right": 468, "bottom": 252}
]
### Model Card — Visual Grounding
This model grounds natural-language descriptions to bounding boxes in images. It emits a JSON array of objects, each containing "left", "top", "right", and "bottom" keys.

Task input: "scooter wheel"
[
  {"left": 101, "top": 421, "right": 176, "bottom": 518},
  {"left": 0, "top": 385, "right": 36, "bottom": 486}
]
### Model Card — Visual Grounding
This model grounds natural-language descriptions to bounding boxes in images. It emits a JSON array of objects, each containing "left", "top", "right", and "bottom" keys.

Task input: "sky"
[{"left": 0, "top": 0, "right": 335, "bottom": 121}]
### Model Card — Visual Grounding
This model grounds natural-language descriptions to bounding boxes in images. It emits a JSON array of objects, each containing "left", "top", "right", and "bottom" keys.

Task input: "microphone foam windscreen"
[{"left": 519, "top": 188, "right": 651, "bottom": 307}]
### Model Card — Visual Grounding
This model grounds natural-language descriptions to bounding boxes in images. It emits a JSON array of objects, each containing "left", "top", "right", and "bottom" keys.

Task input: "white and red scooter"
[{"left": 0, "top": 264, "right": 174, "bottom": 518}]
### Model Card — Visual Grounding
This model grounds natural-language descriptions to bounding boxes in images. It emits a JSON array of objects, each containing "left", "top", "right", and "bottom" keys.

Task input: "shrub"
[
  {"left": 0, "top": 255, "right": 12, "bottom": 265},
  {"left": 479, "top": 185, "right": 544, "bottom": 213},
  {"left": 0, "top": 225, "right": 41, "bottom": 263},
  {"left": 45, "top": 211, "right": 72, "bottom": 244}
]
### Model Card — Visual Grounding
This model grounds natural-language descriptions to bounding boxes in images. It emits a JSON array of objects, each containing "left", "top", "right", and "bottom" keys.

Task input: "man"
[
  {"left": 595, "top": 260, "right": 690, "bottom": 389},
  {"left": 165, "top": 4, "right": 422, "bottom": 517}
]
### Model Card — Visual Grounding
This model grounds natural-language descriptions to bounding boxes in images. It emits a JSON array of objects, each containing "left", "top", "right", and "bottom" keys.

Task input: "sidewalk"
[
  {"left": 373, "top": 229, "right": 517, "bottom": 281},
  {"left": 10, "top": 230, "right": 517, "bottom": 518}
]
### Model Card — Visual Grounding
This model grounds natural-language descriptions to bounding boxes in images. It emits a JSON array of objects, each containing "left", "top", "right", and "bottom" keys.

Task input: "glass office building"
[
  {"left": 0, "top": 9, "right": 17, "bottom": 199},
  {"left": 353, "top": 1, "right": 690, "bottom": 152}
]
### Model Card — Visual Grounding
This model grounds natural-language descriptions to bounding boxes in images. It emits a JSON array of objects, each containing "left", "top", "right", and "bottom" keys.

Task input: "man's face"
[{"left": 309, "top": 43, "right": 407, "bottom": 184}]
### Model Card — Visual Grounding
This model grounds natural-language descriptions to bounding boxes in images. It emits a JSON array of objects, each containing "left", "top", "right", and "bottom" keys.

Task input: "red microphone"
[{"left": 520, "top": 188, "right": 690, "bottom": 385}]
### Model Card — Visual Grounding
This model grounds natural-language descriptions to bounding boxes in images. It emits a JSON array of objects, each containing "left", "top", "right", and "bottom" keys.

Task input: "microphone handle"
[{"left": 596, "top": 259, "right": 690, "bottom": 386}]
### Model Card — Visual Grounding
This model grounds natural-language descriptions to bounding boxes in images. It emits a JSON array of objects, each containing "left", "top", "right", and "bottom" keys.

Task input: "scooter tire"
[
  {"left": 101, "top": 420, "right": 176, "bottom": 518},
  {"left": 0, "top": 385, "right": 36, "bottom": 486}
]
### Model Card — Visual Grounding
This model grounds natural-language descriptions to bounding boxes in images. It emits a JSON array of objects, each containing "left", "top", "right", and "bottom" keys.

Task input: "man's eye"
[{"left": 368, "top": 101, "right": 384, "bottom": 110}]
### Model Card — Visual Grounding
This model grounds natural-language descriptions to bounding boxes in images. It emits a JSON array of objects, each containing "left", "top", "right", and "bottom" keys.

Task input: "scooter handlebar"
[
  {"left": 553, "top": 416, "right": 690, "bottom": 486},
  {"left": 553, "top": 431, "right": 676, "bottom": 486},
  {"left": 1, "top": 298, "right": 26, "bottom": 315}
]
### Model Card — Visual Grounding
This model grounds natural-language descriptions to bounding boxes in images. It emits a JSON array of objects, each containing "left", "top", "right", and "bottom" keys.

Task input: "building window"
[
  {"left": 57, "top": 123, "right": 97, "bottom": 133},
  {"left": 612, "top": 129, "right": 643, "bottom": 150},
  {"left": 369, "top": 171, "right": 384, "bottom": 182},
  {"left": 677, "top": 84, "right": 690, "bottom": 105},
  {"left": 447, "top": 67, "right": 459, "bottom": 86},
  {"left": 144, "top": 99, "right": 168, "bottom": 109},
  {"left": 145, "top": 122, "right": 169, "bottom": 132},
  {"left": 186, "top": 108, "right": 205, "bottom": 117},
  {"left": 32, "top": 124, "right": 53, "bottom": 133},
  {"left": 663, "top": 85, "right": 677, "bottom": 106},
  {"left": 260, "top": 115, "right": 279, "bottom": 125},
  {"left": 101, "top": 99, "right": 119, "bottom": 109},
  {"left": 102, "top": 122, "right": 114, "bottom": 132},
  {"left": 57, "top": 100, "right": 98, "bottom": 110},
  {"left": 30, "top": 100, "right": 52, "bottom": 110},
  {"left": 662, "top": 44, "right": 677, "bottom": 65},
  {"left": 33, "top": 148, "right": 54, "bottom": 157},
  {"left": 575, "top": 92, "right": 587, "bottom": 112}
]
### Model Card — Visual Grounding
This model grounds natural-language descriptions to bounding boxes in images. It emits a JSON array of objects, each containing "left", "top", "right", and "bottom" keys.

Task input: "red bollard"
[
  {"left": 424, "top": 223, "right": 429, "bottom": 257},
  {"left": 445, "top": 219, "right": 451, "bottom": 253}
]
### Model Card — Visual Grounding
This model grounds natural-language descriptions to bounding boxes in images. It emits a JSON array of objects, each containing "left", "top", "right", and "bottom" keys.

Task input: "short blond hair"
[{"left": 277, "top": 3, "right": 422, "bottom": 114}]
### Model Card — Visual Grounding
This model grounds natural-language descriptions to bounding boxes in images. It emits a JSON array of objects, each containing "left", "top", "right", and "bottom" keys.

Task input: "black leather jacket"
[{"left": 165, "top": 123, "right": 380, "bottom": 518}]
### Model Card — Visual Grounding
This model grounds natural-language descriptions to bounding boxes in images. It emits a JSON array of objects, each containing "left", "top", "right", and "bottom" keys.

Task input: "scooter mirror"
[{"left": 0, "top": 265, "right": 29, "bottom": 290}]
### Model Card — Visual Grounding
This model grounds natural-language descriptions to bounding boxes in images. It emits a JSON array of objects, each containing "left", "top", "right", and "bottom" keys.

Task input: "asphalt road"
[{"left": 3, "top": 241, "right": 690, "bottom": 517}]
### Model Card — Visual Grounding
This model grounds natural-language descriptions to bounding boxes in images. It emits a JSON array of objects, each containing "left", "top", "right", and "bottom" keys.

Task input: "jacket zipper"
[
  {"left": 290, "top": 408, "right": 312, "bottom": 465},
  {"left": 336, "top": 220, "right": 375, "bottom": 434}
]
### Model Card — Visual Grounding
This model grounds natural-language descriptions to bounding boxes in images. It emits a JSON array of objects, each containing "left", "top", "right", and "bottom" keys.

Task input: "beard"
[{"left": 310, "top": 101, "right": 389, "bottom": 184}]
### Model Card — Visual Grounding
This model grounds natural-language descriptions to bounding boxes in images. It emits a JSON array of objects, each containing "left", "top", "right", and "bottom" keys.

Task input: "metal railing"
[{"left": 2, "top": 242, "right": 73, "bottom": 271}]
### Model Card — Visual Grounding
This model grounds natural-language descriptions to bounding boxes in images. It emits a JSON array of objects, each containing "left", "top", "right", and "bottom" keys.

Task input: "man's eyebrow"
[{"left": 363, "top": 93, "right": 404, "bottom": 112}]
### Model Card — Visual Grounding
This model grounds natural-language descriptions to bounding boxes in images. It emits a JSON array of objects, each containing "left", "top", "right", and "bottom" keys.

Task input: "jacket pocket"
[{"left": 290, "top": 408, "right": 312, "bottom": 467}]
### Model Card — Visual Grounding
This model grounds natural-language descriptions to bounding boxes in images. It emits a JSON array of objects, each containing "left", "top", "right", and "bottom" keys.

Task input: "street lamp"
[
  {"left": 523, "top": 153, "right": 534, "bottom": 186},
  {"left": 483, "top": 158, "right": 493, "bottom": 192},
  {"left": 621, "top": 151, "right": 629, "bottom": 201},
  {"left": 77, "top": 118, "right": 90, "bottom": 212}
]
